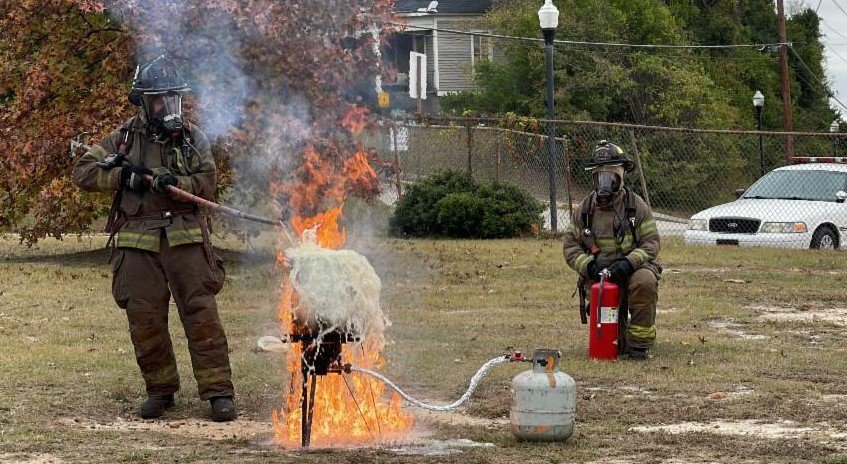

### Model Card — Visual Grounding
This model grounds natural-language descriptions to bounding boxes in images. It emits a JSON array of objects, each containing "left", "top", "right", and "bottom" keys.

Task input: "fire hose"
[
  {"left": 349, "top": 355, "right": 515, "bottom": 412},
  {"left": 70, "top": 138, "right": 289, "bottom": 231}
]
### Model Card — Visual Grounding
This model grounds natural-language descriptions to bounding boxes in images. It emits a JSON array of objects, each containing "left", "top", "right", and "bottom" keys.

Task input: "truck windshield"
[{"left": 743, "top": 170, "right": 847, "bottom": 201}]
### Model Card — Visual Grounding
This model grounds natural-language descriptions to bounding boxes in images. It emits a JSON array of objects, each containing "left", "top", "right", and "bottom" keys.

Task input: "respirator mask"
[
  {"left": 593, "top": 169, "right": 622, "bottom": 207},
  {"left": 143, "top": 93, "right": 184, "bottom": 140}
]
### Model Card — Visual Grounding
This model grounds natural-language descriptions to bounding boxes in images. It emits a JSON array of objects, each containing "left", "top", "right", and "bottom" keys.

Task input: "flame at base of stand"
[{"left": 271, "top": 341, "right": 413, "bottom": 447}]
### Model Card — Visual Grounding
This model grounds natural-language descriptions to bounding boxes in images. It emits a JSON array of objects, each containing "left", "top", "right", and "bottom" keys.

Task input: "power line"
[
  {"left": 826, "top": 42, "right": 847, "bottom": 66},
  {"left": 831, "top": 0, "right": 847, "bottom": 17},
  {"left": 815, "top": 19, "right": 847, "bottom": 65},
  {"left": 398, "top": 25, "right": 844, "bottom": 112},
  {"left": 389, "top": 22, "right": 789, "bottom": 50},
  {"left": 822, "top": 19, "right": 847, "bottom": 42},
  {"left": 789, "top": 45, "right": 847, "bottom": 111}
]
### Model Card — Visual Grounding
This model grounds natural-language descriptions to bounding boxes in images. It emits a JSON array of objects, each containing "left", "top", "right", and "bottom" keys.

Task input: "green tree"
[
  {"left": 0, "top": 0, "right": 393, "bottom": 243},
  {"left": 445, "top": 0, "right": 837, "bottom": 131},
  {"left": 441, "top": 0, "right": 839, "bottom": 209}
]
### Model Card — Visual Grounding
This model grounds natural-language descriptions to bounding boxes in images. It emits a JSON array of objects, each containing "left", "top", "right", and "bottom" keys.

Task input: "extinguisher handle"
[{"left": 596, "top": 271, "right": 608, "bottom": 339}]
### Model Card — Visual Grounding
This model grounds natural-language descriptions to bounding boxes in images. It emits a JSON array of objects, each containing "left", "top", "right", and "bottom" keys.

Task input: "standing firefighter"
[
  {"left": 563, "top": 141, "right": 661, "bottom": 360},
  {"left": 72, "top": 56, "right": 236, "bottom": 421}
]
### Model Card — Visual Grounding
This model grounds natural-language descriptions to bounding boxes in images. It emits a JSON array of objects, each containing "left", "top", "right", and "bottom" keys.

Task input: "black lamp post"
[
  {"left": 753, "top": 90, "right": 764, "bottom": 176},
  {"left": 831, "top": 120, "right": 840, "bottom": 157},
  {"left": 539, "top": 0, "right": 559, "bottom": 231}
]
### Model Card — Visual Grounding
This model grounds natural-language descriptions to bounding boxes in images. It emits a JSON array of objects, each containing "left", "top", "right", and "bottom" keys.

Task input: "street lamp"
[
  {"left": 539, "top": 0, "right": 559, "bottom": 231},
  {"left": 753, "top": 90, "right": 764, "bottom": 176},
  {"left": 830, "top": 119, "right": 840, "bottom": 157}
]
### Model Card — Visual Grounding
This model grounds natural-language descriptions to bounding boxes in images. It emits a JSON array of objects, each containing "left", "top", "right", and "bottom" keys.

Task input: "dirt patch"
[
  {"left": 707, "top": 319, "right": 769, "bottom": 340},
  {"left": 745, "top": 305, "right": 847, "bottom": 325},
  {"left": 387, "top": 438, "right": 495, "bottom": 456},
  {"left": 588, "top": 460, "right": 727, "bottom": 464},
  {"left": 584, "top": 385, "right": 660, "bottom": 400},
  {"left": 57, "top": 416, "right": 273, "bottom": 441},
  {"left": 631, "top": 419, "right": 847, "bottom": 445},
  {"left": 664, "top": 267, "right": 729, "bottom": 275},
  {"left": 56, "top": 407, "right": 506, "bottom": 450},
  {"left": 704, "top": 385, "right": 755, "bottom": 401},
  {"left": 413, "top": 408, "right": 508, "bottom": 429},
  {"left": 0, "top": 454, "right": 63, "bottom": 464}
]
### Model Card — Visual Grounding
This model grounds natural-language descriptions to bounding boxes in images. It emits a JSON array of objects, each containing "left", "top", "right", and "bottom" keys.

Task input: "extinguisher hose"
[{"left": 349, "top": 356, "right": 512, "bottom": 412}]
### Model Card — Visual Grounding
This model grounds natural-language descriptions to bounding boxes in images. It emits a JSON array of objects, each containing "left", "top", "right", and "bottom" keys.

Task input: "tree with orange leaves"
[{"left": 0, "top": 0, "right": 389, "bottom": 244}]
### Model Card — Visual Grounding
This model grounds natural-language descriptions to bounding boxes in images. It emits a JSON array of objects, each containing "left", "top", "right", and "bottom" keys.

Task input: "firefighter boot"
[
  {"left": 139, "top": 394, "right": 175, "bottom": 419},
  {"left": 627, "top": 348, "right": 649, "bottom": 360},
  {"left": 210, "top": 396, "right": 237, "bottom": 422}
]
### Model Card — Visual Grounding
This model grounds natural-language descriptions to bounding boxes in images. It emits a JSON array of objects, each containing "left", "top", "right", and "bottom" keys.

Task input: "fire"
[
  {"left": 291, "top": 207, "right": 346, "bottom": 250},
  {"left": 339, "top": 105, "right": 369, "bottom": 137},
  {"left": 271, "top": 112, "right": 413, "bottom": 447},
  {"left": 271, "top": 340, "right": 413, "bottom": 447}
]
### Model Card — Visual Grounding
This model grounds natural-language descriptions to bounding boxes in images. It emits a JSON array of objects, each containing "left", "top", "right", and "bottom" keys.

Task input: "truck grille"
[{"left": 709, "top": 218, "right": 760, "bottom": 234}]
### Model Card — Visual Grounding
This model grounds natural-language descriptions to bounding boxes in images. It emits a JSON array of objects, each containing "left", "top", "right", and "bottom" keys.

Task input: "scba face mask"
[
  {"left": 593, "top": 170, "right": 622, "bottom": 207},
  {"left": 144, "top": 93, "right": 184, "bottom": 139}
]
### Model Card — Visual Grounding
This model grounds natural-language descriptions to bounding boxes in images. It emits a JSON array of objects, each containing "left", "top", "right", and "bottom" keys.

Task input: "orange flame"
[
  {"left": 340, "top": 105, "right": 369, "bottom": 136},
  {"left": 272, "top": 124, "right": 412, "bottom": 447}
]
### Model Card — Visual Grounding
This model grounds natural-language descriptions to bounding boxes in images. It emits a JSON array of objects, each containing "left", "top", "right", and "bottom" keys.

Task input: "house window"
[
  {"left": 413, "top": 34, "right": 428, "bottom": 55},
  {"left": 471, "top": 33, "right": 493, "bottom": 64}
]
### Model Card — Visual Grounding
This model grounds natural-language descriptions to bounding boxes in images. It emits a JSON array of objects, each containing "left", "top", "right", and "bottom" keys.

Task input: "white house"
[{"left": 383, "top": 0, "right": 497, "bottom": 112}]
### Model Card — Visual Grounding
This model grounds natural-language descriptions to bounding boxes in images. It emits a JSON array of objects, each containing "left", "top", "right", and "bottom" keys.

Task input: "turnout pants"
[
  {"left": 625, "top": 268, "right": 658, "bottom": 350},
  {"left": 111, "top": 236, "right": 233, "bottom": 400}
]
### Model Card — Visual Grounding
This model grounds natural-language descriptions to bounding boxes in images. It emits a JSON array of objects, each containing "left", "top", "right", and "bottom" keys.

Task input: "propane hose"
[{"left": 349, "top": 355, "right": 513, "bottom": 412}]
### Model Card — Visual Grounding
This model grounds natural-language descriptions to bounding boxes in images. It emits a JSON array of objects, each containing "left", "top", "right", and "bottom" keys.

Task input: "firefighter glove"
[
  {"left": 120, "top": 165, "right": 152, "bottom": 192},
  {"left": 586, "top": 258, "right": 609, "bottom": 280},
  {"left": 607, "top": 258, "right": 635, "bottom": 286},
  {"left": 151, "top": 168, "right": 178, "bottom": 194}
]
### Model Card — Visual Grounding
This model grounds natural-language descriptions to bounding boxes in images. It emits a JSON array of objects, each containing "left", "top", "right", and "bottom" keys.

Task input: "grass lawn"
[{"left": 1, "top": 233, "right": 846, "bottom": 463}]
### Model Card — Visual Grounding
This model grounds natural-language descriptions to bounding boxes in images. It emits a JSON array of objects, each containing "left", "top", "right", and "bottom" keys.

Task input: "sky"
[{"left": 815, "top": 0, "right": 847, "bottom": 115}]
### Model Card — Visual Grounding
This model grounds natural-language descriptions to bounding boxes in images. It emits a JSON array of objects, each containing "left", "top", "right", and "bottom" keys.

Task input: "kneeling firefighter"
[
  {"left": 72, "top": 56, "right": 236, "bottom": 420},
  {"left": 563, "top": 141, "right": 662, "bottom": 360}
]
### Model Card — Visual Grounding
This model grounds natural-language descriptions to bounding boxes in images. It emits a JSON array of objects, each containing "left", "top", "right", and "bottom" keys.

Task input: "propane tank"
[
  {"left": 589, "top": 270, "right": 620, "bottom": 361},
  {"left": 510, "top": 349, "right": 575, "bottom": 441}
]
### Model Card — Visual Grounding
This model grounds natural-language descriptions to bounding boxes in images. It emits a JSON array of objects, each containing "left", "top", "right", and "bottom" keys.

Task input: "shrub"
[
  {"left": 390, "top": 169, "right": 543, "bottom": 238},
  {"left": 435, "top": 193, "right": 486, "bottom": 238}
]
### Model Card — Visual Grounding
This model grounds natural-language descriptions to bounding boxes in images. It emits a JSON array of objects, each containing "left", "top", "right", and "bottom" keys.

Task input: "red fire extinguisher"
[{"left": 589, "top": 269, "right": 620, "bottom": 361}]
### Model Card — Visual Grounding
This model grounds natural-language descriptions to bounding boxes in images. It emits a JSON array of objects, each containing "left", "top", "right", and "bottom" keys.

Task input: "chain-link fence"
[{"left": 363, "top": 115, "right": 847, "bottom": 249}]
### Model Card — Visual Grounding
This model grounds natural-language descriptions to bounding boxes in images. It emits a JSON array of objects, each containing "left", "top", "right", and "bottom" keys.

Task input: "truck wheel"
[{"left": 810, "top": 226, "right": 839, "bottom": 250}]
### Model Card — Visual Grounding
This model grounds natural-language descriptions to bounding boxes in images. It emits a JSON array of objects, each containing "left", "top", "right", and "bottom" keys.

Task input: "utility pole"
[{"left": 777, "top": 0, "right": 795, "bottom": 160}]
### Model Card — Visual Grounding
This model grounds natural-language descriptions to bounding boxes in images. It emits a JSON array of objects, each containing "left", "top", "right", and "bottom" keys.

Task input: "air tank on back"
[{"left": 510, "top": 348, "right": 575, "bottom": 441}]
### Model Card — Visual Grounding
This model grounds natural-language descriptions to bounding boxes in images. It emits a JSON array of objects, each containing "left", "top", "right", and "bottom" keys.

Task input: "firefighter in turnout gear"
[
  {"left": 563, "top": 141, "right": 662, "bottom": 360},
  {"left": 72, "top": 56, "right": 237, "bottom": 421}
]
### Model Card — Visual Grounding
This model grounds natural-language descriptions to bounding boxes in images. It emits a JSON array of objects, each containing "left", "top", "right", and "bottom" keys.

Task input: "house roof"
[{"left": 394, "top": 0, "right": 496, "bottom": 14}]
